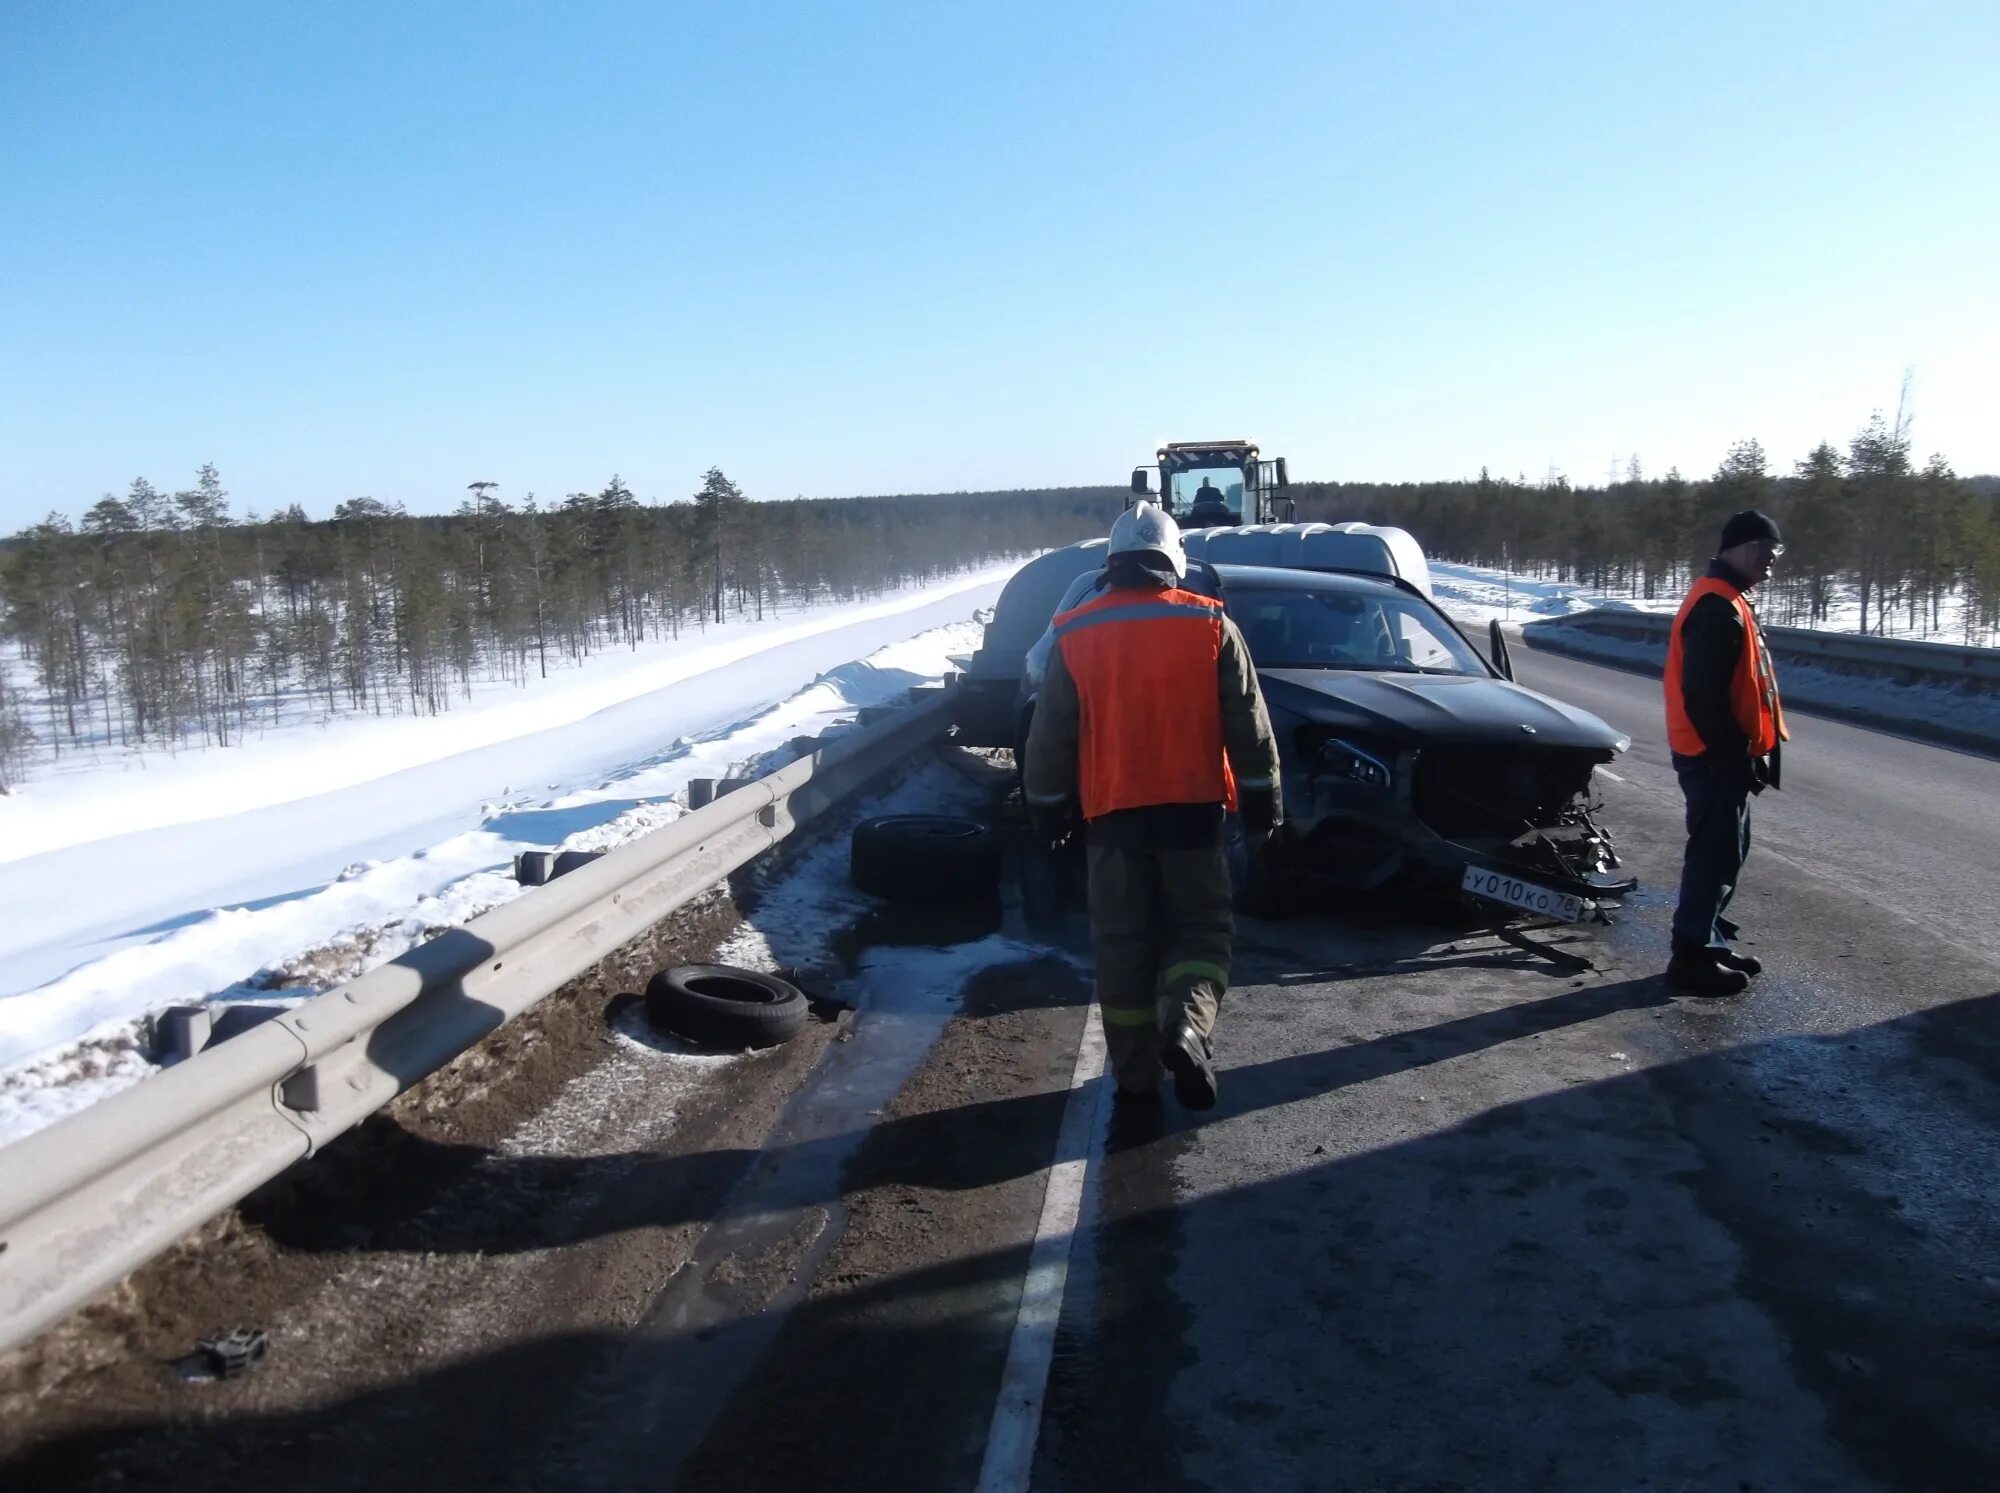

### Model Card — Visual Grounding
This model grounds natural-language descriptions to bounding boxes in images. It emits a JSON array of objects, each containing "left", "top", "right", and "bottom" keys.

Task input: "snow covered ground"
[
  {"left": 0, "top": 567, "right": 1018, "bottom": 1146},
  {"left": 1507, "top": 608, "right": 2000, "bottom": 753},
  {"left": 1429, "top": 558, "right": 1995, "bottom": 647},
  {"left": 1, "top": 567, "right": 1021, "bottom": 865},
  {"left": 1428, "top": 561, "right": 1677, "bottom": 630}
]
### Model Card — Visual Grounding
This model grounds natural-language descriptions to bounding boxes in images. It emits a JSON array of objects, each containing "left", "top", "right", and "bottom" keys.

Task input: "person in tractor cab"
[
  {"left": 1023, "top": 502, "right": 1282, "bottom": 1110},
  {"left": 1187, "top": 475, "right": 1234, "bottom": 527}
]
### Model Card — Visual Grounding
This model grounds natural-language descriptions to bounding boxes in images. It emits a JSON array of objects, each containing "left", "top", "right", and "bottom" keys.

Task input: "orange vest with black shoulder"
[
  {"left": 1664, "top": 575, "right": 1789, "bottom": 757},
  {"left": 1053, "top": 586, "right": 1237, "bottom": 819}
]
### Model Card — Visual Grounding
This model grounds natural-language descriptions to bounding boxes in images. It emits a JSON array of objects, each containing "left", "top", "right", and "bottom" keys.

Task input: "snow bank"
[
  {"left": 0, "top": 583, "right": 1013, "bottom": 1147},
  {"left": 1429, "top": 561, "right": 1677, "bottom": 631},
  {"left": 1431, "top": 557, "right": 1994, "bottom": 647},
  {"left": 0, "top": 564, "right": 1019, "bottom": 865}
]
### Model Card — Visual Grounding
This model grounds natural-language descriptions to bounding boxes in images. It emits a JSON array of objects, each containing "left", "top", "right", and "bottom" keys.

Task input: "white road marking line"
[
  {"left": 974, "top": 1001, "right": 1108, "bottom": 1493},
  {"left": 1595, "top": 766, "right": 1626, "bottom": 782}
]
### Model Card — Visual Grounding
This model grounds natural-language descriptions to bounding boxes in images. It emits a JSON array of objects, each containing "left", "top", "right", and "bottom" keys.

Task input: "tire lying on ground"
[
  {"left": 644, "top": 964, "right": 809, "bottom": 1049},
  {"left": 850, "top": 815, "right": 1001, "bottom": 904}
]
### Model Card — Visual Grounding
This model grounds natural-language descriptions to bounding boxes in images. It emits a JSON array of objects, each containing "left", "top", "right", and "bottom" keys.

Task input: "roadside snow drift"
[
  {"left": 1428, "top": 561, "right": 1677, "bottom": 629},
  {"left": 0, "top": 570, "right": 1014, "bottom": 1146}
]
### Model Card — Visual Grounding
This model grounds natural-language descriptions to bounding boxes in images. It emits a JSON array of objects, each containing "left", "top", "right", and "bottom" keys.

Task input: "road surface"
[{"left": 7, "top": 651, "right": 1999, "bottom": 1491}]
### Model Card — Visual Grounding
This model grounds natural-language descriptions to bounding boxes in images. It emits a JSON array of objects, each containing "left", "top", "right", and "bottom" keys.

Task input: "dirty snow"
[
  {"left": 714, "top": 762, "right": 1045, "bottom": 983},
  {"left": 0, "top": 581, "right": 1013, "bottom": 1148}
]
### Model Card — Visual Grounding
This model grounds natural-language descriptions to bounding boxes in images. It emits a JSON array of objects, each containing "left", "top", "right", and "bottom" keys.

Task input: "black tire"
[
  {"left": 644, "top": 964, "right": 808, "bottom": 1049},
  {"left": 850, "top": 815, "right": 1001, "bottom": 904}
]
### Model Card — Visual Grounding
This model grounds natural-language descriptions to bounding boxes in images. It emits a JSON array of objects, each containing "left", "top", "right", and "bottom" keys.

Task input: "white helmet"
[{"left": 1107, "top": 500, "right": 1187, "bottom": 579}]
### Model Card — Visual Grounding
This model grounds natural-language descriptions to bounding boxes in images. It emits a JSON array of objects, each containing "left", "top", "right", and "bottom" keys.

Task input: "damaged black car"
[
  {"left": 1215, "top": 565, "right": 1634, "bottom": 918},
  {"left": 1009, "top": 560, "right": 1635, "bottom": 923}
]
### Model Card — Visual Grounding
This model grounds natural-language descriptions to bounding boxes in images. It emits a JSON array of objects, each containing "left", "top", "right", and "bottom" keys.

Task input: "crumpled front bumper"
[{"left": 1273, "top": 756, "right": 1632, "bottom": 902}]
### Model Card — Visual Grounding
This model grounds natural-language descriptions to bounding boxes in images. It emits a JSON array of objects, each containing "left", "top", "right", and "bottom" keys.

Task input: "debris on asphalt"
[{"left": 172, "top": 1328, "right": 269, "bottom": 1382}]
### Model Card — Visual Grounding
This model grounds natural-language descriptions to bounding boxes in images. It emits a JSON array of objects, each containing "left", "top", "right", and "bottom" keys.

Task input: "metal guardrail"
[
  {"left": 1526, "top": 610, "right": 2000, "bottom": 683},
  {"left": 0, "top": 685, "right": 956, "bottom": 1357}
]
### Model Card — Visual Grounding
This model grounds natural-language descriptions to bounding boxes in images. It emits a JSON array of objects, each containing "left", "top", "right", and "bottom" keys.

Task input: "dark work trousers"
[
  {"left": 1671, "top": 756, "right": 1752, "bottom": 952},
  {"left": 1084, "top": 805, "right": 1234, "bottom": 1096}
]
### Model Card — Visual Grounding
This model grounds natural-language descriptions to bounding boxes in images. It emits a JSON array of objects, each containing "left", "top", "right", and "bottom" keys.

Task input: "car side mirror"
[
  {"left": 1488, "top": 618, "right": 1515, "bottom": 681},
  {"left": 1130, "top": 468, "right": 1150, "bottom": 495}
]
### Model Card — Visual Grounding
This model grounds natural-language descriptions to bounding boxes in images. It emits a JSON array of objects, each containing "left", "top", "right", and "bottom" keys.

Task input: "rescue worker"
[
  {"left": 1663, "top": 509, "right": 1788, "bottom": 996},
  {"left": 1023, "top": 502, "right": 1282, "bottom": 1109}
]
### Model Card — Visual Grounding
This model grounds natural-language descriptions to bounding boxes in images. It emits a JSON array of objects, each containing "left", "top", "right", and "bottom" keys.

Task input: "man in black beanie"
[{"left": 1660, "top": 509, "right": 1789, "bottom": 995}]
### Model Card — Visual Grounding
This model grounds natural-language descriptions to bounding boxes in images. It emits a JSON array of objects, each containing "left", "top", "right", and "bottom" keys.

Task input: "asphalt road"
[
  {"left": 1509, "top": 641, "right": 2000, "bottom": 971},
  {"left": 1025, "top": 647, "right": 2000, "bottom": 1491},
  {"left": 9, "top": 657, "right": 1999, "bottom": 1491}
]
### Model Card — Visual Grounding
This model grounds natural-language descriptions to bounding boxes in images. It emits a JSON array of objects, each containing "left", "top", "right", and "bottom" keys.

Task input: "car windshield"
[
  {"left": 1228, "top": 587, "right": 1486, "bottom": 674},
  {"left": 1164, "top": 465, "right": 1246, "bottom": 523}
]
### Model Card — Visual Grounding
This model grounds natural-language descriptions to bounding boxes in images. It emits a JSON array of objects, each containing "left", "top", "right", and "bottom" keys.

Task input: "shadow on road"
[
  {"left": 11, "top": 989, "right": 2000, "bottom": 1491},
  {"left": 237, "top": 965, "right": 1671, "bottom": 1259}
]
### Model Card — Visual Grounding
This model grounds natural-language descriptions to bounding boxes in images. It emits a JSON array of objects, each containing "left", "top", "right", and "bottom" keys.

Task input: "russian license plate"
[{"left": 1461, "top": 865, "right": 1585, "bottom": 924}]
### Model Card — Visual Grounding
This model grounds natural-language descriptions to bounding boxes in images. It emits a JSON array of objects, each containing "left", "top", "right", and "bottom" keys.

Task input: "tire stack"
[
  {"left": 637, "top": 814, "right": 1006, "bottom": 1052},
  {"left": 849, "top": 814, "right": 1004, "bottom": 938}
]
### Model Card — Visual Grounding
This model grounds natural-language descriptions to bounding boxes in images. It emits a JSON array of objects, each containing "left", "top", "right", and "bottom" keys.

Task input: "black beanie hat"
[{"left": 1718, "top": 509, "right": 1782, "bottom": 551}]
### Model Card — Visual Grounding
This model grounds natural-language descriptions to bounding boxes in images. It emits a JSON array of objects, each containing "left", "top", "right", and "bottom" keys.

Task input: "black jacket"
[{"left": 1676, "top": 559, "right": 1781, "bottom": 788}]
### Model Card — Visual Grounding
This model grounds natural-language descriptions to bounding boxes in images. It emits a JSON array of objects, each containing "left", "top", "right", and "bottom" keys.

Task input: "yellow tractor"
[{"left": 1131, "top": 438, "right": 1295, "bottom": 527}]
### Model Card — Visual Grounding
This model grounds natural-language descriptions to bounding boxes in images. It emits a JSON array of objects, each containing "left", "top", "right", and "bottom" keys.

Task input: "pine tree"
[
  {"left": 1846, "top": 414, "right": 1913, "bottom": 635},
  {"left": 693, "top": 468, "right": 747, "bottom": 624},
  {"left": 1695, "top": 441, "right": 1772, "bottom": 572},
  {"left": 1785, "top": 444, "right": 1849, "bottom": 623}
]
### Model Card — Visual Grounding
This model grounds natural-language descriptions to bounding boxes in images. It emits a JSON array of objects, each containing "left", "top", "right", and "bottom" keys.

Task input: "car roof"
[{"left": 1212, "top": 563, "right": 1406, "bottom": 596}]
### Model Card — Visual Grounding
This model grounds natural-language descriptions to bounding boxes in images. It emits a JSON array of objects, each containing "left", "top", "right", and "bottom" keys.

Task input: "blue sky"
[{"left": 2, "top": 1, "right": 1995, "bottom": 526}]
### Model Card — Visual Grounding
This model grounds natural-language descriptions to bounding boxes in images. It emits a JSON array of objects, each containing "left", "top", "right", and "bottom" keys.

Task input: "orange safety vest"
[
  {"left": 1053, "top": 585, "right": 1237, "bottom": 820},
  {"left": 1664, "top": 575, "right": 1789, "bottom": 757}
]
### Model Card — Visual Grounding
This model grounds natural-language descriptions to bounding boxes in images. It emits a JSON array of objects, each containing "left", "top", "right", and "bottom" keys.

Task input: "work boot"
[
  {"left": 1161, "top": 1021, "right": 1218, "bottom": 1111},
  {"left": 1667, "top": 945, "right": 1750, "bottom": 997},
  {"left": 1713, "top": 946, "right": 1763, "bottom": 977}
]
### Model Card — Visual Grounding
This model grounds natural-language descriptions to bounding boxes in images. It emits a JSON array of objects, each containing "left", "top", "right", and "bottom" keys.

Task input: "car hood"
[{"left": 1258, "top": 669, "right": 1631, "bottom": 752}]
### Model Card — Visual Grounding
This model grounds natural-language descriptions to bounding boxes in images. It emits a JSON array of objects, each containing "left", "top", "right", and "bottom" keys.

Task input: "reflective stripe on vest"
[
  {"left": 1054, "top": 586, "right": 1236, "bottom": 820},
  {"left": 1664, "top": 576, "right": 1789, "bottom": 756}
]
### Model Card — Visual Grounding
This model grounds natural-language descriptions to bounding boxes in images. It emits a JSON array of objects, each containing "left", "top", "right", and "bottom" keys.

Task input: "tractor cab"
[{"left": 1130, "top": 439, "right": 1294, "bottom": 529}]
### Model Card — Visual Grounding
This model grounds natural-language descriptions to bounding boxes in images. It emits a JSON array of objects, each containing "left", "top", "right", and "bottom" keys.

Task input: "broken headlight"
[{"left": 1310, "top": 734, "right": 1392, "bottom": 789}]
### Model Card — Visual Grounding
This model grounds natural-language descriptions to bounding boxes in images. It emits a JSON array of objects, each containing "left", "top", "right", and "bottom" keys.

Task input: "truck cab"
[{"left": 1133, "top": 439, "right": 1294, "bottom": 528}]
